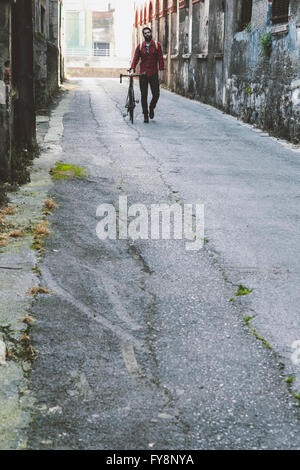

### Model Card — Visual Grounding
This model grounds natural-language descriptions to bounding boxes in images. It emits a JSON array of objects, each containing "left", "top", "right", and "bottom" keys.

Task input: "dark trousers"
[{"left": 139, "top": 73, "right": 160, "bottom": 115}]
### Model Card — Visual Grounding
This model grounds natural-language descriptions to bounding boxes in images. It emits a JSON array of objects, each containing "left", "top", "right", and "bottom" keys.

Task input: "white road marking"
[
  {"left": 41, "top": 267, "right": 144, "bottom": 351},
  {"left": 100, "top": 272, "right": 142, "bottom": 331},
  {"left": 121, "top": 341, "right": 146, "bottom": 379},
  {"left": 0, "top": 339, "right": 6, "bottom": 365},
  {"left": 75, "top": 265, "right": 146, "bottom": 378}
]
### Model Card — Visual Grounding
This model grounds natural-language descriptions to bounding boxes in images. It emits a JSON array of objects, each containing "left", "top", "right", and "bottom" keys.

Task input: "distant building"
[
  {"left": 63, "top": 0, "right": 133, "bottom": 76},
  {"left": 64, "top": 0, "right": 116, "bottom": 57}
]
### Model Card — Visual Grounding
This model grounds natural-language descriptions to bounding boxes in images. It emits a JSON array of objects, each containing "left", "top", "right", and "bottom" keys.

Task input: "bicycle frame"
[{"left": 120, "top": 73, "right": 140, "bottom": 123}]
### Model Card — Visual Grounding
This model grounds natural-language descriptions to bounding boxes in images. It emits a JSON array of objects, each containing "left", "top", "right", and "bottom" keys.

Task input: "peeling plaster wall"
[{"left": 227, "top": 1, "right": 300, "bottom": 142}]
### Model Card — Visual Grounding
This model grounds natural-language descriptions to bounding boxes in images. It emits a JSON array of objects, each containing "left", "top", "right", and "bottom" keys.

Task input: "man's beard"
[{"left": 144, "top": 34, "right": 152, "bottom": 42}]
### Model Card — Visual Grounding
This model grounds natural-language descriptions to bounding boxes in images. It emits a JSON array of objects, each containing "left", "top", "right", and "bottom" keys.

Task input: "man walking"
[{"left": 130, "top": 27, "right": 164, "bottom": 123}]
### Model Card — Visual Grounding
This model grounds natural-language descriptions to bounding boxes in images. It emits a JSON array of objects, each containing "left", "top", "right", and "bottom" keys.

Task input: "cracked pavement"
[{"left": 1, "top": 78, "right": 300, "bottom": 449}]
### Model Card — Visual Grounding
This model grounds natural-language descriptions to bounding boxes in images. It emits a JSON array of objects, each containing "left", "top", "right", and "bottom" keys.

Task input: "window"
[
  {"left": 163, "top": 0, "right": 168, "bottom": 17},
  {"left": 240, "top": 0, "right": 252, "bottom": 29},
  {"left": 237, "top": 0, "right": 252, "bottom": 31},
  {"left": 215, "top": 0, "right": 225, "bottom": 53},
  {"left": 65, "top": 11, "right": 79, "bottom": 48},
  {"left": 272, "top": 0, "right": 289, "bottom": 24},
  {"left": 94, "top": 42, "right": 110, "bottom": 56},
  {"left": 41, "top": 5, "right": 46, "bottom": 34},
  {"left": 192, "top": 0, "right": 210, "bottom": 54},
  {"left": 168, "top": 0, "right": 177, "bottom": 13},
  {"left": 149, "top": 1, "right": 153, "bottom": 21},
  {"left": 155, "top": 0, "right": 159, "bottom": 18}
]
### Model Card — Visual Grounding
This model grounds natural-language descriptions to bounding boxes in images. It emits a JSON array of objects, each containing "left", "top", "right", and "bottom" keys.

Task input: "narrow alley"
[{"left": 14, "top": 78, "right": 300, "bottom": 449}]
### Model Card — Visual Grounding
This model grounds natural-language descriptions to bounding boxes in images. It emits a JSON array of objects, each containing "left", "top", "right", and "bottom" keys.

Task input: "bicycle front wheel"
[
  {"left": 129, "top": 108, "right": 134, "bottom": 123},
  {"left": 128, "top": 87, "right": 135, "bottom": 123}
]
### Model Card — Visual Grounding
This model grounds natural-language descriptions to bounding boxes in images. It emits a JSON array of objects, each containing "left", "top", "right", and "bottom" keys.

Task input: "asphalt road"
[{"left": 28, "top": 78, "right": 300, "bottom": 450}]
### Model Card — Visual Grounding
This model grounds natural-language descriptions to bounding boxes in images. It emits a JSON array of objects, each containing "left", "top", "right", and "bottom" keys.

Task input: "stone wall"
[
  {"left": 0, "top": 1, "right": 11, "bottom": 181},
  {"left": 0, "top": 0, "right": 62, "bottom": 187},
  {"left": 34, "top": 0, "right": 60, "bottom": 110}
]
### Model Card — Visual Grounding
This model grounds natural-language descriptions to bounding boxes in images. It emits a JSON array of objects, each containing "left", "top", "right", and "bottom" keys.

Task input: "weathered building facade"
[
  {"left": 133, "top": 1, "right": 300, "bottom": 142},
  {"left": 33, "top": 0, "right": 64, "bottom": 109},
  {"left": 0, "top": 0, "right": 63, "bottom": 186}
]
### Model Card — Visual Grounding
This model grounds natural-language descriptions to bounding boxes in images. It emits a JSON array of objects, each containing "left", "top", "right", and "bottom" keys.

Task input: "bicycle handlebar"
[{"left": 120, "top": 73, "right": 141, "bottom": 84}]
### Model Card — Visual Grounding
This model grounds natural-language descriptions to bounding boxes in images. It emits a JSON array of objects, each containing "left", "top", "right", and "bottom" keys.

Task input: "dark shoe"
[
  {"left": 144, "top": 114, "right": 149, "bottom": 123},
  {"left": 149, "top": 107, "right": 154, "bottom": 119}
]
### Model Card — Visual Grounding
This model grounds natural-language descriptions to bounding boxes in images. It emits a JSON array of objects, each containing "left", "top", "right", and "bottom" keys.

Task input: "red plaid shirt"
[{"left": 131, "top": 40, "right": 164, "bottom": 77}]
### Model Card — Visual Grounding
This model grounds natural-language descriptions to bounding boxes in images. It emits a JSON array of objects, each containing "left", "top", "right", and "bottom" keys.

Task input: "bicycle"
[{"left": 120, "top": 71, "right": 140, "bottom": 123}]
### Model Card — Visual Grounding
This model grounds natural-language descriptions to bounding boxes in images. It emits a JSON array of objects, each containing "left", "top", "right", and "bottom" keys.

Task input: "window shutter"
[{"left": 272, "top": 0, "right": 289, "bottom": 24}]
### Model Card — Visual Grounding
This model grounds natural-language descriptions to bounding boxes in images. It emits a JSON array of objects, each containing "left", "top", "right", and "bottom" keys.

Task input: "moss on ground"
[
  {"left": 50, "top": 162, "right": 88, "bottom": 179},
  {"left": 235, "top": 284, "right": 253, "bottom": 296}
]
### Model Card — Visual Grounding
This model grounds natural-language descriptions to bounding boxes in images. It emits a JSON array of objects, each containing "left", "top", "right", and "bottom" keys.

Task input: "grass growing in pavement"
[
  {"left": 285, "top": 376, "right": 295, "bottom": 384},
  {"left": 43, "top": 198, "right": 57, "bottom": 215},
  {"left": 243, "top": 315, "right": 254, "bottom": 327},
  {"left": 50, "top": 162, "right": 88, "bottom": 179},
  {"left": 25, "top": 286, "right": 52, "bottom": 296},
  {"left": 32, "top": 266, "right": 41, "bottom": 277},
  {"left": 243, "top": 315, "right": 272, "bottom": 350},
  {"left": 251, "top": 329, "right": 271, "bottom": 349},
  {"left": 222, "top": 270, "right": 228, "bottom": 280},
  {"left": 230, "top": 284, "right": 253, "bottom": 302},
  {"left": 22, "top": 316, "right": 35, "bottom": 325},
  {"left": 0, "top": 206, "right": 17, "bottom": 246},
  {"left": 34, "top": 222, "right": 51, "bottom": 237},
  {"left": 9, "top": 230, "right": 24, "bottom": 238},
  {"left": 0, "top": 233, "right": 9, "bottom": 247},
  {"left": 0, "top": 324, "right": 37, "bottom": 363},
  {"left": 31, "top": 220, "right": 51, "bottom": 254},
  {"left": 235, "top": 284, "right": 253, "bottom": 296},
  {"left": 0, "top": 205, "right": 16, "bottom": 217}
]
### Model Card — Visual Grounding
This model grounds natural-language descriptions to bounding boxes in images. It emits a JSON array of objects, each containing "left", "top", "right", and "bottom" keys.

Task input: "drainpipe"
[
  {"left": 167, "top": 3, "right": 172, "bottom": 88},
  {"left": 188, "top": 0, "right": 192, "bottom": 54}
]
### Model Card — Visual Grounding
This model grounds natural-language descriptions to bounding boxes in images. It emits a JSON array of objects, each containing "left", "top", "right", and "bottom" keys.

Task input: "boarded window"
[
  {"left": 272, "top": 0, "right": 289, "bottom": 24},
  {"left": 239, "top": 0, "right": 252, "bottom": 30}
]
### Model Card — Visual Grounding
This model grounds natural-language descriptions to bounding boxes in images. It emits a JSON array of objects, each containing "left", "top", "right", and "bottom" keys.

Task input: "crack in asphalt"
[{"left": 95, "top": 81, "right": 178, "bottom": 204}]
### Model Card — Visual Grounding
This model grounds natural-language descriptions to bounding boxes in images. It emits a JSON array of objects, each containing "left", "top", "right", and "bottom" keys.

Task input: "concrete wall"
[{"left": 133, "top": 0, "right": 300, "bottom": 143}]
